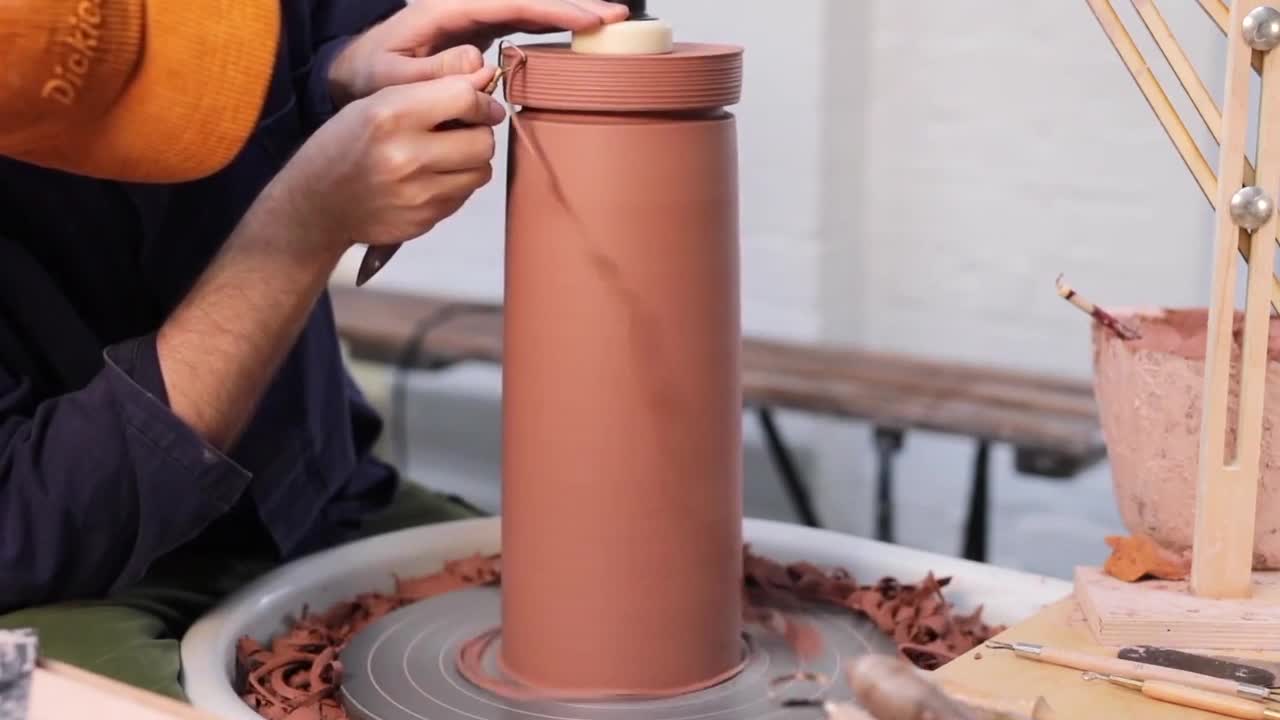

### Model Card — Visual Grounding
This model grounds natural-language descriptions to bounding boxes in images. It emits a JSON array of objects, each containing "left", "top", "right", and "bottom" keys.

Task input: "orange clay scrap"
[
  {"left": 1102, "top": 533, "right": 1192, "bottom": 582},
  {"left": 742, "top": 550, "right": 1002, "bottom": 670},
  {"left": 235, "top": 555, "right": 501, "bottom": 720},
  {"left": 235, "top": 551, "right": 1001, "bottom": 720}
]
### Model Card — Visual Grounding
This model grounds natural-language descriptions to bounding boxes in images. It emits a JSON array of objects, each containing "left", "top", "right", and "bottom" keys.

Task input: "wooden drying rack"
[{"left": 1073, "top": 0, "right": 1280, "bottom": 644}]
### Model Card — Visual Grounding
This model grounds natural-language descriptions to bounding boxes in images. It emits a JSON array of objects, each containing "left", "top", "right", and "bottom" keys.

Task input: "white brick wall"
[{"left": 336, "top": 0, "right": 1238, "bottom": 578}]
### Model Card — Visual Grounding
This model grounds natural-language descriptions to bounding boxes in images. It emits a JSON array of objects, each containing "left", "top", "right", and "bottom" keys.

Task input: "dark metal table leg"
[
  {"left": 756, "top": 407, "right": 821, "bottom": 528},
  {"left": 963, "top": 440, "right": 991, "bottom": 562},
  {"left": 873, "top": 427, "right": 904, "bottom": 543}
]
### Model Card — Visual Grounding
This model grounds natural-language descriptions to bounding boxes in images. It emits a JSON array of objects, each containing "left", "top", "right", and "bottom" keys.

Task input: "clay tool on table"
[
  {"left": 1118, "top": 645, "right": 1280, "bottom": 688},
  {"left": 985, "top": 640, "right": 1278, "bottom": 701},
  {"left": 1082, "top": 671, "right": 1280, "bottom": 719},
  {"left": 354, "top": 65, "right": 507, "bottom": 287},
  {"left": 775, "top": 655, "right": 1053, "bottom": 720}
]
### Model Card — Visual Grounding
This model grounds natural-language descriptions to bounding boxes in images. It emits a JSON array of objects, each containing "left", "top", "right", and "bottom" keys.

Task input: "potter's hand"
[
  {"left": 328, "top": 0, "right": 629, "bottom": 105},
  {"left": 281, "top": 68, "right": 505, "bottom": 252}
]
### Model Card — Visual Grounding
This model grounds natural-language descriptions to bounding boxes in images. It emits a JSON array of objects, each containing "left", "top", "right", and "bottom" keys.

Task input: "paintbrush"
[
  {"left": 1055, "top": 274, "right": 1141, "bottom": 340},
  {"left": 355, "top": 66, "right": 506, "bottom": 287}
]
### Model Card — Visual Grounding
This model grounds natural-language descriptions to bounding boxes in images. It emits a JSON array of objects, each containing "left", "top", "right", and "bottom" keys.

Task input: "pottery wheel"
[{"left": 340, "top": 587, "right": 888, "bottom": 720}]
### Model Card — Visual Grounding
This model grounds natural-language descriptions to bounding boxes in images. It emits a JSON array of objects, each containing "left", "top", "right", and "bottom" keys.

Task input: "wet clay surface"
[
  {"left": 1101, "top": 533, "right": 1191, "bottom": 582},
  {"left": 234, "top": 550, "right": 1002, "bottom": 720},
  {"left": 503, "top": 43, "right": 744, "bottom": 112},
  {"left": 1110, "top": 308, "right": 1280, "bottom": 362},
  {"left": 1092, "top": 309, "right": 1280, "bottom": 568},
  {"left": 499, "top": 43, "right": 747, "bottom": 694}
]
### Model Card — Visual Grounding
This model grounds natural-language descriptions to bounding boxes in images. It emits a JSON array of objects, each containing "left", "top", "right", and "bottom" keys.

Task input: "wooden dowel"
[
  {"left": 1191, "top": 0, "right": 1266, "bottom": 601},
  {"left": 1130, "top": 0, "right": 1222, "bottom": 141},
  {"left": 1195, "top": 0, "right": 1265, "bottom": 74},
  {"left": 1086, "top": 0, "right": 1217, "bottom": 193},
  {"left": 1210, "top": 0, "right": 1280, "bottom": 601},
  {"left": 1084, "top": 0, "right": 1280, "bottom": 312},
  {"left": 1127, "top": 0, "right": 1269, "bottom": 240},
  {"left": 1197, "top": 0, "right": 1228, "bottom": 33}
]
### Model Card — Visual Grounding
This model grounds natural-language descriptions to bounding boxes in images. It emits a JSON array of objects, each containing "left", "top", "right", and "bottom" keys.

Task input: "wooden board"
[
  {"left": 1074, "top": 566, "right": 1280, "bottom": 649},
  {"left": 27, "top": 660, "right": 220, "bottom": 719},
  {"left": 330, "top": 286, "right": 1106, "bottom": 463},
  {"left": 936, "top": 596, "right": 1280, "bottom": 719}
]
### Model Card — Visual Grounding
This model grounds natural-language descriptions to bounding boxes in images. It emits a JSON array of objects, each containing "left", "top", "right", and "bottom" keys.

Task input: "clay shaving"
[
  {"left": 741, "top": 549, "right": 1002, "bottom": 670},
  {"left": 235, "top": 555, "right": 501, "bottom": 720},
  {"left": 235, "top": 551, "right": 1001, "bottom": 720},
  {"left": 1102, "top": 533, "right": 1191, "bottom": 582}
]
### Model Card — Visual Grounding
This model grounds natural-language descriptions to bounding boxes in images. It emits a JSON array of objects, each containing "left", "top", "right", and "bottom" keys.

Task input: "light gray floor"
[{"left": 385, "top": 364, "right": 1126, "bottom": 581}]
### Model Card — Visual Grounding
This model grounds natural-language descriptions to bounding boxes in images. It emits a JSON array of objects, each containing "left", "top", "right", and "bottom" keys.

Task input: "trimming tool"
[
  {"left": 1081, "top": 671, "right": 1280, "bottom": 719},
  {"left": 354, "top": 65, "right": 507, "bottom": 287},
  {"left": 985, "top": 640, "right": 1278, "bottom": 702},
  {"left": 1119, "top": 645, "right": 1280, "bottom": 688},
  {"left": 354, "top": 0, "right": 660, "bottom": 286}
]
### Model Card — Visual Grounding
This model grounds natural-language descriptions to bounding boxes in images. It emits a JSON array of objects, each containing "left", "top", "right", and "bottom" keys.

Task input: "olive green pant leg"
[{"left": 0, "top": 481, "right": 482, "bottom": 701}]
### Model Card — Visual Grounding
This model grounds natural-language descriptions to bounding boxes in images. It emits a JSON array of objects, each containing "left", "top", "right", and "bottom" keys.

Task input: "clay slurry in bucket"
[{"left": 1092, "top": 309, "right": 1280, "bottom": 569}]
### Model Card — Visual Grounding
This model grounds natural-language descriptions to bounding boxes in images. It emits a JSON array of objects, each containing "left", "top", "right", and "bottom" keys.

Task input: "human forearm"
[{"left": 157, "top": 179, "right": 346, "bottom": 450}]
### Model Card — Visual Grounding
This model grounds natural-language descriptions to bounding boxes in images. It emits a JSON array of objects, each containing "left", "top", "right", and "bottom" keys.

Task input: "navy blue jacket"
[{"left": 0, "top": 0, "right": 406, "bottom": 612}]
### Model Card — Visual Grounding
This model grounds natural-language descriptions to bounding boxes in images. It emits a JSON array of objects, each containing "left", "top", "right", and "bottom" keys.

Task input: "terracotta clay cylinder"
[{"left": 498, "top": 42, "right": 746, "bottom": 695}]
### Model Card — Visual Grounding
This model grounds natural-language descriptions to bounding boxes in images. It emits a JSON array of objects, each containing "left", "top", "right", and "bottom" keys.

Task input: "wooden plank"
[
  {"left": 330, "top": 287, "right": 1105, "bottom": 458},
  {"left": 936, "top": 597, "right": 1270, "bottom": 719},
  {"left": 1191, "top": 0, "right": 1268, "bottom": 600},
  {"left": 740, "top": 342, "right": 1098, "bottom": 420},
  {"left": 1074, "top": 567, "right": 1280, "bottom": 649},
  {"left": 329, "top": 287, "right": 1099, "bottom": 407},
  {"left": 1235, "top": 0, "right": 1280, "bottom": 585},
  {"left": 331, "top": 287, "right": 1094, "bottom": 402},
  {"left": 29, "top": 660, "right": 220, "bottom": 719}
]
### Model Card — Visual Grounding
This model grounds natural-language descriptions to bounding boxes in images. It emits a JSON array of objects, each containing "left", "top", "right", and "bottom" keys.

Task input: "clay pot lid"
[{"left": 502, "top": 42, "right": 743, "bottom": 112}]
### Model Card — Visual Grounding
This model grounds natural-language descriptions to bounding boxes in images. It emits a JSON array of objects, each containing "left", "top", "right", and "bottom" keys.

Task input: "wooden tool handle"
[
  {"left": 823, "top": 701, "right": 878, "bottom": 720},
  {"left": 934, "top": 678, "right": 1052, "bottom": 719},
  {"left": 1037, "top": 646, "right": 1246, "bottom": 698},
  {"left": 1141, "top": 679, "right": 1268, "bottom": 719}
]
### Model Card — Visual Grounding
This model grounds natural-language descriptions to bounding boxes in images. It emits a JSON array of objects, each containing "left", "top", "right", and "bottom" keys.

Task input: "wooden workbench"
[{"left": 937, "top": 595, "right": 1280, "bottom": 718}]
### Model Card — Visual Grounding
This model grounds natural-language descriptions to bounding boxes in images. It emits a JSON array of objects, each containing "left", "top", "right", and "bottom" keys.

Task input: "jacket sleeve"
[
  {"left": 299, "top": 0, "right": 409, "bottom": 129},
  {"left": 0, "top": 334, "right": 252, "bottom": 612}
]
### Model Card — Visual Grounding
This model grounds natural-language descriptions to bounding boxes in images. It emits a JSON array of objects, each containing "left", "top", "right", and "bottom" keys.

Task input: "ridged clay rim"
[{"left": 501, "top": 42, "right": 743, "bottom": 112}]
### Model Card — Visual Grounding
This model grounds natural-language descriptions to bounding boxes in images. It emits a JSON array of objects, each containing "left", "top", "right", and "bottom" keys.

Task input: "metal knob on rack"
[
  {"left": 1230, "top": 186, "right": 1275, "bottom": 231},
  {"left": 1244, "top": 6, "right": 1280, "bottom": 51}
]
